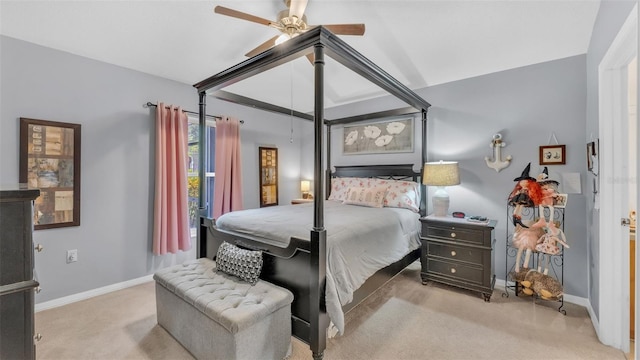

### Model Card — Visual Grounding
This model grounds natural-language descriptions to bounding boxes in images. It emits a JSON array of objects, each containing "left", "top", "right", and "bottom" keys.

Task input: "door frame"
[{"left": 597, "top": 3, "right": 638, "bottom": 352}]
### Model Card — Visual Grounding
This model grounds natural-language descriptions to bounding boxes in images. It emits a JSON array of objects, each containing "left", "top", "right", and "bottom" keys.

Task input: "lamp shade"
[
  {"left": 300, "top": 180, "right": 311, "bottom": 192},
  {"left": 422, "top": 161, "right": 460, "bottom": 186}
]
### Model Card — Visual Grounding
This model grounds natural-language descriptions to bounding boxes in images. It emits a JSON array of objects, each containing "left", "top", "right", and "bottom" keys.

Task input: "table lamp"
[
  {"left": 423, "top": 161, "right": 460, "bottom": 216},
  {"left": 301, "top": 180, "right": 311, "bottom": 199}
]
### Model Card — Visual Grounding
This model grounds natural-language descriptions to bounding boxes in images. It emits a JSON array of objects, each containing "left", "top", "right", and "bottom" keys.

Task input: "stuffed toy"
[
  {"left": 508, "top": 163, "right": 545, "bottom": 273},
  {"left": 532, "top": 167, "right": 569, "bottom": 274},
  {"left": 511, "top": 221, "right": 545, "bottom": 273},
  {"left": 508, "top": 163, "right": 543, "bottom": 228},
  {"left": 520, "top": 269, "right": 563, "bottom": 301}
]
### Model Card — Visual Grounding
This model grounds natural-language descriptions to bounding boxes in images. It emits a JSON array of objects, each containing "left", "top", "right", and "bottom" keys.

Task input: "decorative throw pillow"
[
  {"left": 375, "top": 179, "right": 421, "bottom": 213},
  {"left": 328, "top": 177, "right": 377, "bottom": 202},
  {"left": 342, "top": 186, "right": 387, "bottom": 208},
  {"left": 215, "top": 242, "right": 263, "bottom": 285}
]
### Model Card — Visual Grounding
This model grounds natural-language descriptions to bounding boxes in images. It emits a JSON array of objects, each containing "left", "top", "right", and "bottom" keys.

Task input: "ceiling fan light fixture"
[{"left": 275, "top": 33, "right": 291, "bottom": 45}]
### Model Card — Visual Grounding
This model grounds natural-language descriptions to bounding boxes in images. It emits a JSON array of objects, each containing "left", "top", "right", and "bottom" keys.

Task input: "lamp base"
[{"left": 432, "top": 188, "right": 450, "bottom": 217}]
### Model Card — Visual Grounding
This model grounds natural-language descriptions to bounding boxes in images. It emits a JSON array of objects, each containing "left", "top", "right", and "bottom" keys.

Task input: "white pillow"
[{"left": 342, "top": 186, "right": 388, "bottom": 208}]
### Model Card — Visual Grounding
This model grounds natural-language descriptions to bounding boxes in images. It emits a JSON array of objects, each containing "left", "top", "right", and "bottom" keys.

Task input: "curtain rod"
[{"left": 144, "top": 102, "right": 244, "bottom": 124}]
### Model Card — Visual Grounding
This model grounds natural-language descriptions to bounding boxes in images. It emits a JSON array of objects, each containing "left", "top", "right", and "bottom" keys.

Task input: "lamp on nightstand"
[
  {"left": 423, "top": 161, "right": 460, "bottom": 216},
  {"left": 301, "top": 180, "right": 311, "bottom": 199}
]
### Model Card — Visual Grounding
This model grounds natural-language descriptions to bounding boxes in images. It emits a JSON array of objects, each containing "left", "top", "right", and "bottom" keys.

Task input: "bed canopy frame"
[{"left": 193, "top": 26, "right": 431, "bottom": 359}]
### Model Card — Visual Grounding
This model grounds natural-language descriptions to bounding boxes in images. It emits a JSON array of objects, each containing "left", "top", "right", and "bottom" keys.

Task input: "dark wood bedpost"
[
  {"left": 198, "top": 91, "right": 208, "bottom": 258},
  {"left": 420, "top": 108, "right": 428, "bottom": 216},
  {"left": 310, "top": 42, "right": 329, "bottom": 360},
  {"left": 325, "top": 124, "right": 331, "bottom": 200}
]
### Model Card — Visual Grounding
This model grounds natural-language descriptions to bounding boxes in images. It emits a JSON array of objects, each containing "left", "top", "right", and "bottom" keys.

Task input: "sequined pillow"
[{"left": 215, "top": 242, "right": 263, "bottom": 285}]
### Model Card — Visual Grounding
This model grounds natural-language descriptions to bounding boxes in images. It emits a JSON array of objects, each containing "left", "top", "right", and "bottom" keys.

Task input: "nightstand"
[
  {"left": 420, "top": 215, "right": 497, "bottom": 302},
  {"left": 291, "top": 198, "right": 313, "bottom": 205}
]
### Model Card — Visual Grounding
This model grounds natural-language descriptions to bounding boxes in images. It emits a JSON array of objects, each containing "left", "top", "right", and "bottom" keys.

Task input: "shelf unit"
[{"left": 501, "top": 204, "right": 566, "bottom": 314}]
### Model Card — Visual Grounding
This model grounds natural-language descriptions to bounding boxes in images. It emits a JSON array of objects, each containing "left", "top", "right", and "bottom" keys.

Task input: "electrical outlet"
[{"left": 67, "top": 249, "right": 78, "bottom": 263}]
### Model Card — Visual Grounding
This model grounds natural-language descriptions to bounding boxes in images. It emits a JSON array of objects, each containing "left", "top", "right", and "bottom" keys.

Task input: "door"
[{"left": 597, "top": 4, "right": 638, "bottom": 353}]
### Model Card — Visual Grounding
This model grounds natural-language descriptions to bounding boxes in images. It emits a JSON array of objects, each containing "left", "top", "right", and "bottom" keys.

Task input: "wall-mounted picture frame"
[
  {"left": 259, "top": 146, "right": 278, "bottom": 207},
  {"left": 586, "top": 139, "right": 599, "bottom": 176},
  {"left": 553, "top": 193, "right": 569, "bottom": 208},
  {"left": 19, "top": 118, "right": 81, "bottom": 230},
  {"left": 539, "top": 144, "right": 566, "bottom": 165},
  {"left": 343, "top": 118, "right": 413, "bottom": 155}
]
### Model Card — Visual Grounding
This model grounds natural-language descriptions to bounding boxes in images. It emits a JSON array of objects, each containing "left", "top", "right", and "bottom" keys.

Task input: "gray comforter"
[{"left": 215, "top": 200, "right": 421, "bottom": 334}]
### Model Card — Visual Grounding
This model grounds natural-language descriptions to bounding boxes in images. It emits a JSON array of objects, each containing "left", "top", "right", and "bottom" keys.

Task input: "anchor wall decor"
[{"left": 485, "top": 133, "right": 512, "bottom": 172}]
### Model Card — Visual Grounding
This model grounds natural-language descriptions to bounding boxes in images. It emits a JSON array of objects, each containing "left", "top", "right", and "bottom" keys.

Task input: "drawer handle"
[
  {"left": 451, "top": 250, "right": 457, "bottom": 257},
  {"left": 34, "top": 244, "right": 43, "bottom": 252},
  {"left": 450, "top": 268, "right": 457, "bottom": 274},
  {"left": 450, "top": 232, "right": 456, "bottom": 238}
]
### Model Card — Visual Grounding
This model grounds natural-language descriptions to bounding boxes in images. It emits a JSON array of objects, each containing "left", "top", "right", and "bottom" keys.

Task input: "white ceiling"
[{"left": 0, "top": 0, "right": 600, "bottom": 112}]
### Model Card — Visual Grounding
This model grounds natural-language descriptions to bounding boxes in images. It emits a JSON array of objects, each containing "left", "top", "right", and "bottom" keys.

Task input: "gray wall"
[
  {"left": 584, "top": 0, "right": 638, "bottom": 319},
  {"left": 0, "top": 36, "right": 305, "bottom": 303},
  {"left": 328, "top": 55, "right": 590, "bottom": 297}
]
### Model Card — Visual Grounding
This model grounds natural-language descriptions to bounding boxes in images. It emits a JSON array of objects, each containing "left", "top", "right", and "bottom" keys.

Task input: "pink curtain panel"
[{"left": 213, "top": 116, "right": 243, "bottom": 219}]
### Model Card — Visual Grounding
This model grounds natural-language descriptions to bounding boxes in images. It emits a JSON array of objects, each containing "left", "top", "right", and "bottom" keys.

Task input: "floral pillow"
[
  {"left": 342, "top": 186, "right": 388, "bottom": 208},
  {"left": 328, "top": 176, "right": 421, "bottom": 212},
  {"left": 375, "top": 179, "right": 421, "bottom": 213},
  {"left": 328, "top": 177, "right": 377, "bottom": 201}
]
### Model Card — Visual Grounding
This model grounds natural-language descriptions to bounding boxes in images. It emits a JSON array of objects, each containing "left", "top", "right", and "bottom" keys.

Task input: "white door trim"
[{"left": 597, "top": 3, "right": 637, "bottom": 352}]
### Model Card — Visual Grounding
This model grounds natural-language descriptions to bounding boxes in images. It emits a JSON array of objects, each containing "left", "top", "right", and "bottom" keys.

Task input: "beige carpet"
[{"left": 35, "top": 262, "right": 626, "bottom": 360}]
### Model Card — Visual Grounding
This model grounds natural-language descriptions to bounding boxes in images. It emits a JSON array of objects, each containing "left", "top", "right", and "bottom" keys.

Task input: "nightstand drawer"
[
  {"left": 426, "top": 258, "right": 485, "bottom": 285},
  {"left": 426, "top": 242, "right": 483, "bottom": 266},
  {"left": 426, "top": 225, "right": 486, "bottom": 246}
]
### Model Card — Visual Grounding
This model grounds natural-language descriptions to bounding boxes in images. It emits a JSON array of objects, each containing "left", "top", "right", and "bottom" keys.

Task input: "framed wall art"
[
  {"left": 19, "top": 118, "right": 81, "bottom": 229},
  {"left": 539, "top": 144, "right": 566, "bottom": 165},
  {"left": 259, "top": 146, "right": 278, "bottom": 207},
  {"left": 343, "top": 118, "right": 413, "bottom": 155}
]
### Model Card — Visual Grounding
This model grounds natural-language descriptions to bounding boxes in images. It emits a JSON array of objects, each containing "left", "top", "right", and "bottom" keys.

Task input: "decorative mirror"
[{"left": 259, "top": 147, "right": 278, "bottom": 207}]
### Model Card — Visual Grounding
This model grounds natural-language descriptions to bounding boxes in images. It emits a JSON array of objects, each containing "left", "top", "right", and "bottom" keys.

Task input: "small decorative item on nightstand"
[{"left": 420, "top": 215, "right": 497, "bottom": 302}]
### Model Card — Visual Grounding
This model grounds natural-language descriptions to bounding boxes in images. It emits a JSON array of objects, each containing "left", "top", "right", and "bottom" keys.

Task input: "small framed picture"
[
  {"left": 553, "top": 193, "right": 569, "bottom": 208},
  {"left": 539, "top": 144, "right": 566, "bottom": 165}
]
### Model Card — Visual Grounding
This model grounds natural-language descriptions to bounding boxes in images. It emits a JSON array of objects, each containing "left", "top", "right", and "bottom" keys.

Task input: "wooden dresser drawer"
[
  {"left": 425, "top": 224, "right": 488, "bottom": 246},
  {"left": 426, "top": 242, "right": 483, "bottom": 266},
  {"left": 426, "top": 258, "right": 485, "bottom": 285},
  {"left": 420, "top": 216, "right": 496, "bottom": 302}
]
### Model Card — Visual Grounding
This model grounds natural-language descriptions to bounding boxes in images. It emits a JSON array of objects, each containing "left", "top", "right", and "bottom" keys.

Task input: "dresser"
[
  {"left": 420, "top": 215, "right": 497, "bottom": 302},
  {"left": 0, "top": 186, "right": 41, "bottom": 360}
]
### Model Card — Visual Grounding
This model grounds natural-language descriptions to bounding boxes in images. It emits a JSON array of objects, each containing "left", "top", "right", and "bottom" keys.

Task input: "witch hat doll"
[{"left": 508, "top": 162, "right": 543, "bottom": 228}]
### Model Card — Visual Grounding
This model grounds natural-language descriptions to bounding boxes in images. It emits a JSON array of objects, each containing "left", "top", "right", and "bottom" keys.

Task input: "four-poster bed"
[{"left": 193, "top": 26, "right": 431, "bottom": 359}]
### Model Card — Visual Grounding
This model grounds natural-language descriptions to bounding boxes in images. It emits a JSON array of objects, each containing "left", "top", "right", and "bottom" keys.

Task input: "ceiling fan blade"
[
  {"left": 245, "top": 35, "right": 280, "bottom": 58},
  {"left": 289, "top": 0, "right": 309, "bottom": 20},
  {"left": 214, "top": 6, "right": 276, "bottom": 27},
  {"left": 306, "top": 53, "right": 314, "bottom": 64},
  {"left": 320, "top": 24, "right": 366, "bottom": 36}
]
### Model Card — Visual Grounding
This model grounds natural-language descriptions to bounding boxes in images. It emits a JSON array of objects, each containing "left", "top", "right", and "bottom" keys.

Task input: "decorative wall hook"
[{"left": 484, "top": 133, "right": 512, "bottom": 172}]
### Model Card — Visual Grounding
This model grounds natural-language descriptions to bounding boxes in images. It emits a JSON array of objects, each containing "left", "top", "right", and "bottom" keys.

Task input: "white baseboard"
[
  {"left": 35, "top": 274, "right": 154, "bottom": 312},
  {"left": 494, "top": 278, "right": 590, "bottom": 308}
]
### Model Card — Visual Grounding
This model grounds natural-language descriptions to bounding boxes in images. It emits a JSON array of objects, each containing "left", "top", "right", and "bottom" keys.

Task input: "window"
[{"left": 187, "top": 118, "right": 215, "bottom": 238}]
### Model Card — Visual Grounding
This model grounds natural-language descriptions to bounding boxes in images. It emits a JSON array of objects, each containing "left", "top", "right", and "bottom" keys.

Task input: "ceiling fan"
[{"left": 214, "top": 0, "right": 365, "bottom": 58}]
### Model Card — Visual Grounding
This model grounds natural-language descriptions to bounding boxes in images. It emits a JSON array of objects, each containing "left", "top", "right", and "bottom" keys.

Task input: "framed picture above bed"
[
  {"left": 19, "top": 117, "right": 81, "bottom": 230},
  {"left": 259, "top": 146, "right": 278, "bottom": 207},
  {"left": 343, "top": 118, "right": 413, "bottom": 155}
]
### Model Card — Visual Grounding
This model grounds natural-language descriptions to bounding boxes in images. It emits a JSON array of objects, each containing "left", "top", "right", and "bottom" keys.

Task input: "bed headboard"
[
  {"left": 330, "top": 164, "right": 425, "bottom": 215},
  {"left": 331, "top": 164, "right": 420, "bottom": 182}
]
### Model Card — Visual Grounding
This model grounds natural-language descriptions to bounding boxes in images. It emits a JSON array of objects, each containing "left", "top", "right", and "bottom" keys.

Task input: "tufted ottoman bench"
[{"left": 154, "top": 258, "right": 294, "bottom": 360}]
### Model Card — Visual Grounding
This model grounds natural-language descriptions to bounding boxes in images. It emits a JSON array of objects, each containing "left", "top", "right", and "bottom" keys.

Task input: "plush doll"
[
  {"left": 508, "top": 163, "right": 545, "bottom": 273},
  {"left": 520, "top": 269, "right": 563, "bottom": 301},
  {"left": 536, "top": 226, "right": 569, "bottom": 275},
  {"left": 532, "top": 167, "right": 569, "bottom": 274},
  {"left": 508, "top": 163, "right": 544, "bottom": 228},
  {"left": 511, "top": 221, "right": 545, "bottom": 273}
]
